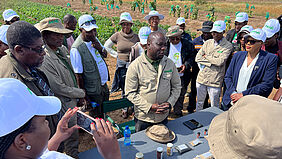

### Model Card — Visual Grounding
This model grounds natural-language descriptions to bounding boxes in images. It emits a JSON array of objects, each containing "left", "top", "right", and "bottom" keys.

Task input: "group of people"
[{"left": 0, "top": 7, "right": 282, "bottom": 159}]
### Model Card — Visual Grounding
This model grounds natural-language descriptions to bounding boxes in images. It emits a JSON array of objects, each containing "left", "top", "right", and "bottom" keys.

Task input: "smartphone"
[
  {"left": 77, "top": 110, "right": 96, "bottom": 135},
  {"left": 183, "top": 119, "right": 203, "bottom": 130}
]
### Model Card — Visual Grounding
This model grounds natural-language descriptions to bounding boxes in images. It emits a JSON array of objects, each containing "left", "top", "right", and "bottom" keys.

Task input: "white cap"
[
  {"left": 119, "top": 12, "right": 133, "bottom": 23},
  {"left": 210, "top": 20, "right": 226, "bottom": 33},
  {"left": 2, "top": 9, "right": 19, "bottom": 22},
  {"left": 0, "top": 25, "right": 9, "bottom": 45},
  {"left": 176, "top": 17, "right": 185, "bottom": 25},
  {"left": 138, "top": 26, "right": 151, "bottom": 45},
  {"left": 144, "top": 11, "right": 164, "bottom": 20},
  {"left": 262, "top": 19, "right": 280, "bottom": 38},
  {"left": 245, "top": 28, "right": 267, "bottom": 42},
  {"left": 78, "top": 14, "right": 98, "bottom": 32},
  {"left": 0, "top": 78, "right": 61, "bottom": 137},
  {"left": 239, "top": 25, "right": 254, "bottom": 34},
  {"left": 235, "top": 12, "right": 248, "bottom": 22}
]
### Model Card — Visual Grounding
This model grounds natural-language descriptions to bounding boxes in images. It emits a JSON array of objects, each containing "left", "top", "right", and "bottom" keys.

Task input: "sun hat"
[
  {"left": 235, "top": 12, "right": 248, "bottom": 22},
  {"left": 2, "top": 9, "right": 19, "bottom": 22},
  {"left": 138, "top": 26, "right": 151, "bottom": 45},
  {"left": 78, "top": 14, "right": 98, "bottom": 32},
  {"left": 0, "top": 25, "right": 9, "bottom": 45},
  {"left": 145, "top": 124, "right": 176, "bottom": 143},
  {"left": 0, "top": 78, "right": 61, "bottom": 137},
  {"left": 176, "top": 17, "right": 185, "bottom": 25},
  {"left": 166, "top": 25, "right": 183, "bottom": 37},
  {"left": 244, "top": 28, "right": 266, "bottom": 42},
  {"left": 197, "top": 21, "right": 214, "bottom": 32},
  {"left": 144, "top": 11, "right": 164, "bottom": 21},
  {"left": 118, "top": 12, "right": 133, "bottom": 25},
  {"left": 210, "top": 20, "right": 226, "bottom": 33},
  {"left": 238, "top": 25, "right": 254, "bottom": 34},
  {"left": 208, "top": 95, "right": 282, "bottom": 159},
  {"left": 262, "top": 19, "right": 280, "bottom": 38},
  {"left": 34, "top": 17, "right": 73, "bottom": 34}
]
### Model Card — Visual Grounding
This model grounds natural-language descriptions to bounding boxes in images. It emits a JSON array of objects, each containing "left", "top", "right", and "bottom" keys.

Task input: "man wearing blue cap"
[{"left": 70, "top": 14, "right": 109, "bottom": 118}]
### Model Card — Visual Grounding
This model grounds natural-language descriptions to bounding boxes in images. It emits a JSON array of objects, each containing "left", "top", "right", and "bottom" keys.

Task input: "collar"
[
  {"left": 144, "top": 51, "right": 161, "bottom": 64},
  {"left": 7, "top": 51, "right": 35, "bottom": 81}
]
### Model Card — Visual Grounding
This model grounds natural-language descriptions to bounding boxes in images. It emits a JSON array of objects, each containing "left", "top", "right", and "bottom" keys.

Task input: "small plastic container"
[
  {"left": 135, "top": 152, "right": 144, "bottom": 159},
  {"left": 157, "top": 147, "right": 163, "bottom": 159},
  {"left": 167, "top": 143, "right": 173, "bottom": 156}
]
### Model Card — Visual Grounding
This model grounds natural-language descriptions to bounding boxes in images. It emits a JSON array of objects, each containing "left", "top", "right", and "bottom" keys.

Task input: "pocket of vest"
[{"left": 84, "top": 60, "right": 97, "bottom": 72}]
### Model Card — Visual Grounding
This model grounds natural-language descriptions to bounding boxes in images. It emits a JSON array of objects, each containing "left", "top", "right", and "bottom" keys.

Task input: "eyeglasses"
[
  {"left": 170, "top": 37, "right": 181, "bottom": 41},
  {"left": 81, "top": 20, "right": 96, "bottom": 26},
  {"left": 245, "top": 39, "right": 260, "bottom": 45},
  {"left": 21, "top": 45, "right": 46, "bottom": 54}
]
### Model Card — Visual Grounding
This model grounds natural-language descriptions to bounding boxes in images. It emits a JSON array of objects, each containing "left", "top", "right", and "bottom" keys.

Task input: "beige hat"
[
  {"left": 166, "top": 25, "right": 183, "bottom": 37},
  {"left": 35, "top": 17, "right": 73, "bottom": 34},
  {"left": 145, "top": 124, "right": 176, "bottom": 143},
  {"left": 208, "top": 95, "right": 282, "bottom": 159}
]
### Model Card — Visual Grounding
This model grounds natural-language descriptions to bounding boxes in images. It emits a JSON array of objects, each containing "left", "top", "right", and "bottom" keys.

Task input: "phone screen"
[
  {"left": 77, "top": 111, "right": 95, "bottom": 134},
  {"left": 183, "top": 119, "right": 203, "bottom": 130}
]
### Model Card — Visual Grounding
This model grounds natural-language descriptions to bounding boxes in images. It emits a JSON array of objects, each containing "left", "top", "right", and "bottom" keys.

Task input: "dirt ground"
[{"left": 30, "top": 0, "right": 280, "bottom": 153}]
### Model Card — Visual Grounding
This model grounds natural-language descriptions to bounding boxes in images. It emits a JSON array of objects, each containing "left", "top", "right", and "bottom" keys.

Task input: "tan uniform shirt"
[
  {"left": 125, "top": 53, "right": 181, "bottom": 123},
  {"left": 40, "top": 45, "right": 85, "bottom": 112},
  {"left": 195, "top": 38, "right": 233, "bottom": 88}
]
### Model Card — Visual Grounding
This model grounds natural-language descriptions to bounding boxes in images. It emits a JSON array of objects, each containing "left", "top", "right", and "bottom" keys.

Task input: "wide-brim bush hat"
[
  {"left": 166, "top": 25, "right": 183, "bottom": 37},
  {"left": 144, "top": 11, "right": 164, "bottom": 21},
  {"left": 118, "top": 12, "right": 134, "bottom": 25},
  {"left": 145, "top": 124, "right": 176, "bottom": 143},
  {"left": 0, "top": 78, "right": 61, "bottom": 137},
  {"left": 35, "top": 17, "right": 73, "bottom": 34},
  {"left": 208, "top": 95, "right": 282, "bottom": 159}
]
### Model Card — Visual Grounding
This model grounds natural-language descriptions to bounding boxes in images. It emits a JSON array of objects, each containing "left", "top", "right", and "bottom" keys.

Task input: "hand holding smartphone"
[{"left": 77, "top": 110, "right": 96, "bottom": 135}]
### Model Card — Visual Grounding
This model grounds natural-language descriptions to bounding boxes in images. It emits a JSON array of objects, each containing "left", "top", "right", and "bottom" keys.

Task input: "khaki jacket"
[
  {"left": 195, "top": 38, "right": 232, "bottom": 87},
  {"left": 125, "top": 53, "right": 181, "bottom": 123},
  {"left": 40, "top": 45, "right": 85, "bottom": 112},
  {"left": 0, "top": 52, "right": 58, "bottom": 136}
]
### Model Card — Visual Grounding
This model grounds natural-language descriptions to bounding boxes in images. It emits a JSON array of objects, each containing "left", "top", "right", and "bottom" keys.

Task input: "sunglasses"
[
  {"left": 170, "top": 37, "right": 181, "bottom": 41},
  {"left": 21, "top": 45, "right": 46, "bottom": 54},
  {"left": 82, "top": 20, "right": 96, "bottom": 26},
  {"left": 245, "top": 39, "right": 260, "bottom": 45}
]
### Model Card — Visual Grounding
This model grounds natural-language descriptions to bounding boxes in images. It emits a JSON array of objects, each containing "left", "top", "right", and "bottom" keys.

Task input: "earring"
[{"left": 26, "top": 145, "right": 31, "bottom": 150}]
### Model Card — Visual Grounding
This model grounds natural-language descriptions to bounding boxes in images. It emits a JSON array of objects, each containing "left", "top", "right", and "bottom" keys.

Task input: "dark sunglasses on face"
[
  {"left": 82, "top": 20, "right": 96, "bottom": 26},
  {"left": 245, "top": 39, "right": 260, "bottom": 45},
  {"left": 170, "top": 37, "right": 181, "bottom": 41},
  {"left": 21, "top": 45, "right": 46, "bottom": 54}
]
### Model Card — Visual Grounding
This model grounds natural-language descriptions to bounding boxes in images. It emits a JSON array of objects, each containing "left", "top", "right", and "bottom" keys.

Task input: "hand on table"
[{"left": 90, "top": 119, "right": 121, "bottom": 159}]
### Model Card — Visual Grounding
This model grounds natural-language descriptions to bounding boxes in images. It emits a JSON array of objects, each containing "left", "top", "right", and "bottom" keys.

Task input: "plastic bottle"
[{"left": 124, "top": 125, "right": 131, "bottom": 146}]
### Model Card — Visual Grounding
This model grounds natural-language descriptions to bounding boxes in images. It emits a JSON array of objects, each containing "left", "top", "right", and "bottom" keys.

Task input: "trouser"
[
  {"left": 134, "top": 117, "right": 168, "bottom": 132},
  {"left": 196, "top": 82, "right": 221, "bottom": 112},
  {"left": 188, "top": 66, "right": 209, "bottom": 112},
  {"left": 89, "top": 84, "right": 110, "bottom": 118},
  {"left": 173, "top": 75, "right": 189, "bottom": 115}
]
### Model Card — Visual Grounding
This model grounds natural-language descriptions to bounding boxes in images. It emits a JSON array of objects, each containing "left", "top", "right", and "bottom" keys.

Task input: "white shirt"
[
  {"left": 168, "top": 42, "right": 183, "bottom": 76},
  {"left": 39, "top": 149, "right": 73, "bottom": 159},
  {"left": 70, "top": 40, "right": 108, "bottom": 85},
  {"left": 137, "top": 42, "right": 144, "bottom": 55},
  {"left": 236, "top": 53, "right": 259, "bottom": 93}
]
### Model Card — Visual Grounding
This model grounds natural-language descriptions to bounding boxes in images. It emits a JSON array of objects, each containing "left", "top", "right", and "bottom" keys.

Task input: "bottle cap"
[
  {"left": 167, "top": 143, "right": 173, "bottom": 147},
  {"left": 135, "top": 152, "right": 144, "bottom": 158},
  {"left": 157, "top": 147, "right": 163, "bottom": 152}
]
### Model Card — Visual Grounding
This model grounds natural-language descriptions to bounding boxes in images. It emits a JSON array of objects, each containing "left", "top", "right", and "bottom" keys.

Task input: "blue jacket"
[
  {"left": 192, "top": 35, "right": 204, "bottom": 52},
  {"left": 223, "top": 50, "right": 278, "bottom": 106}
]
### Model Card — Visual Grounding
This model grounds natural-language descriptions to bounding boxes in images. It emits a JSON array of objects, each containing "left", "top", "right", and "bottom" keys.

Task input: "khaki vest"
[{"left": 72, "top": 35, "right": 102, "bottom": 96}]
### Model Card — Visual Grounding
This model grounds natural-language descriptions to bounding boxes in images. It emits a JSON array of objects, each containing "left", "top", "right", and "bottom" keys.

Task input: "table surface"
[{"left": 79, "top": 107, "right": 223, "bottom": 159}]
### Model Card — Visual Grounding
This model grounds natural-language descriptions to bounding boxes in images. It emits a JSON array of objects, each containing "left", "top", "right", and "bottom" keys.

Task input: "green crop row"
[{"left": 1, "top": 0, "right": 170, "bottom": 44}]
